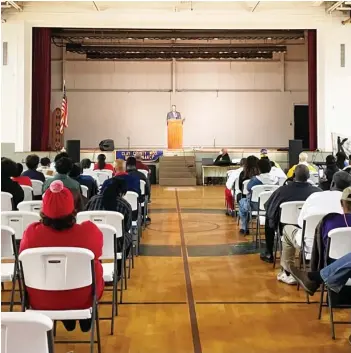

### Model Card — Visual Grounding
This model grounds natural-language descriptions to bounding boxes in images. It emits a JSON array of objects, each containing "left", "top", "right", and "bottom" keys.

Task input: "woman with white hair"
[{"left": 287, "top": 152, "right": 317, "bottom": 178}]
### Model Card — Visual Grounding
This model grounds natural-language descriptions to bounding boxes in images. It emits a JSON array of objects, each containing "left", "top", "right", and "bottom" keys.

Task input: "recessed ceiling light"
[{"left": 267, "top": 37, "right": 272, "bottom": 40}]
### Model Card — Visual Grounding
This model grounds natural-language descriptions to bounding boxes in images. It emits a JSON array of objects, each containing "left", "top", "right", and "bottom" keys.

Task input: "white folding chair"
[
  {"left": 19, "top": 247, "right": 101, "bottom": 353},
  {"left": 317, "top": 227, "right": 351, "bottom": 339},
  {"left": 1, "top": 192, "right": 13, "bottom": 211},
  {"left": 273, "top": 201, "right": 305, "bottom": 269},
  {"left": 255, "top": 190, "right": 275, "bottom": 248},
  {"left": 18, "top": 201, "right": 42, "bottom": 214},
  {"left": 21, "top": 186, "right": 33, "bottom": 201},
  {"left": 140, "top": 180, "right": 148, "bottom": 229},
  {"left": 93, "top": 171, "right": 110, "bottom": 187},
  {"left": 81, "top": 185, "right": 89, "bottom": 198},
  {"left": 31, "top": 180, "right": 43, "bottom": 197},
  {"left": 77, "top": 211, "right": 127, "bottom": 302},
  {"left": 242, "top": 180, "right": 249, "bottom": 196},
  {"left": 138, "top": 169, "right": 148, "bottom": 178},
  {"left": 309, "top": 172, "right": 319, "bottom": 185},
  {"left": 1, "top": 226, "right": 22, "bottom": 311},
  {"left": 1, "top": 211, "right": 40, "bottom": 240},
  {"left": 1, "top": 312, "right": 54, "bottom": 353},
  {"left": 101, "top": 169, "right": 113, "bottom": 178}
]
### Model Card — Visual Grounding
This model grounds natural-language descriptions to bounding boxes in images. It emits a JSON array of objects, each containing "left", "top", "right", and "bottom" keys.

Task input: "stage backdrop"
[{"left": 51, "top": 44, "right": 308, "bottom": 149}]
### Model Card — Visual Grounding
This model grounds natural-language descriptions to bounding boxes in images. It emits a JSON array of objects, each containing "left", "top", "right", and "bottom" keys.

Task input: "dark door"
[{"left": 294, "top": 105, "right": 309, "bottom": 150}]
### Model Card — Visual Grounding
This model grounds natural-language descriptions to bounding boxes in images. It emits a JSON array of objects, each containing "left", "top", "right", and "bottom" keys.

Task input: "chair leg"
[
  {"left": 273, "top": 234, "right": 279, "bottom": 269},
  {"left": 90, "top": 311, "right": 96, "bottom": 353},
  {"left": 318, "top": 283, "right": 325, "bottom": 320},
  {"left": 95, "top": 306, "right": 102, "bottom": 353},
  {"left": 53, "top": 321, "right": 57, "bottom": 337},
  {"left": 9, "top": 275, "right": 16, "bottom": 312},
  {"left": 124, "top": 253, "right": 128, "bottom": 290},
  {"left": 327, "top": 290, "right": 336, "bottom": 340}
]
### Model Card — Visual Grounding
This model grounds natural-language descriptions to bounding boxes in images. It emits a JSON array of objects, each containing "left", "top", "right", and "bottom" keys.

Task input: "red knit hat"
[{"left": 42, "top": 180, "right": 74, "bottom": 218}]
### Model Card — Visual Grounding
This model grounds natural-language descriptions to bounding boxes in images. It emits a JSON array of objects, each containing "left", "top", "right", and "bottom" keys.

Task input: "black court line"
[
  {"left": 123, "top": 301, "right": 187, "bottom": 305},
  {"left": 196, "top": 301, "right": 319, "bottom": 305},
  {"left": 176, "top": 190, "right": 203, "bottom": 353}
]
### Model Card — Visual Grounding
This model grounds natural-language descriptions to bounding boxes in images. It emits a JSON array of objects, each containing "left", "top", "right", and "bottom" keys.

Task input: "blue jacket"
[{"left": 101, "top": 174, "right": 141, "bottom": 197}]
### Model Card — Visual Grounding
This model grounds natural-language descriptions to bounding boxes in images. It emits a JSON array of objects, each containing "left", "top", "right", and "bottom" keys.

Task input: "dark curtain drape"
[
  {"left": 308, "top": 30, "right": 317, "bottom": 151},
  {"left": 31, "top": 27, "right": 51, "bottom": 151}
]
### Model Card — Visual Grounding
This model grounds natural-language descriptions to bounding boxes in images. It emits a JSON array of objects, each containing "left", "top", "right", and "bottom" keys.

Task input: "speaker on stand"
[
  {"left": 288, "top": 139, "right": 303, "bottom": 168},
  {"left": 66, "top": 140, "right": 81, "bottom": 164}
]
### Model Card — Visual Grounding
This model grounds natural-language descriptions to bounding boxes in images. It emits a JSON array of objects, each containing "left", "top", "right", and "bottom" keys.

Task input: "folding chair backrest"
[
  {"left": 1, "top": 312, "right": 53, "bottom": 353},
  {"left": 96, "top": 224, "right": 117, "bottom": 260},
  {"left": 328, "top": 227, "right": 351, "bottom": 260},
  {"left": 94, "top": 171, "right": 110, "bottom": 186},
  {"left": 242, "top": 180, "right": 249, "bottom": 195},
  {"left": 309, "top": 172, "right": 319, "bottom": 185},
  {"left": 21, "top": 186, "right": 33, "bottom": 201},
  {"left": 123, "top": 191, "right": 138, "bottom": 212},
  {"left": 19, "top": 247, "right": 94, "bottom": 290},
  {"left": 280, "top": 201, "right": 305, "bottom": 225},
  {"left": 81, "top": 185, "right": 89, "bottom": 198},
  {"left": 77, "top": 211, "right": 124, "bottom": 240},
  {"left": 258, "top": 191, "right": 274, "bottom": 211},
  {"left": 251, "top": 185, "right": 279, "bottom": 203},
  {"left": 302, "top": 213, "right": 326, "bottom": 244},
  {"left": 138, "top": 169, "right": 148, "bottom": 178},
  {"left": 1, "top": 211, "right": 40, "bottom": 240},
  {"left": 140, "top": 180, "right": 146, "bottom": 195},
  {"left": 101, "top": 169, "right": 113, "bottom": 178},
  {"left": 18, "top": 201, "right": 42, "bottom": 214},
  {"left": 1, "top": 192, "right": 13, "bottom": 211},
  {"left": 234, "top": 177, "right": 240, "bottom": 194},
  {"left": 1, "top": 226, "right": 16, "bottom": 260},
  {"left": 31, "top": 180, "right": 43, "bottom": 197}
]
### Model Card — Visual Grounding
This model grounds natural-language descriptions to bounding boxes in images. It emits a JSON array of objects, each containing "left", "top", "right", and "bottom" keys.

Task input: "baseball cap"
[{"left": 341, "top": 186, "right": 351, "bottom": 202}]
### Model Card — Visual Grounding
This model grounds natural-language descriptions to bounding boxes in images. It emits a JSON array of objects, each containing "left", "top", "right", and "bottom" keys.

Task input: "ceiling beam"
[
  {"left": 312, "top": 1, "right": 324, "bottom": 6},
  {"left": 92, "top": 1, "right": 100, "bottom": 12},
  {"left": 326, "top": 1, "right": 344, "bottom": 13},
  {"left": 251, "top": 1, "right": 260, "bottom": 12},
  {"left": 8, "top": 1, "right": 22, "bottom": 11}
]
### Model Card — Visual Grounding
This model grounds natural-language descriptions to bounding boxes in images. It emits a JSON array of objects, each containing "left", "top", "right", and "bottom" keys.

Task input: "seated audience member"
[
  {"left": 86, "top": 178, "right": 132, "bottom": 274},
  {"left": 238, "top": 158, "right": 278, "bottom": 235},
  {"left": 69, "top": 163, "right": 98, "bottom": 198},
  {"left": 135, "top": 152, "right": 150, "bottom": 173},
  {"left": 320, "top": 155, "right": 339, "bottom": 191},
  {"left": 214, "top": 148, "right": 231, "bottom": 165},
  {"left": 287, "top": 152, "right": 317, "bottom": 178},
  {"left": 94, "top": 154, "right": 114, "bottom": 171},
  {"left": 261, "top": 165, "right": 321, "bottom": 264},
  {"left": 260, "top": 148, "right": 281, "bottom": 169},
  {"left": 238, "top": 156, "right": 259, "bottom": 196},
  {"left": 81, "top": 158, "right": 96, "bottom": 177},
  {"left": 54, "top": 152, "right": 69, "bottom": 163},
  {"left": 12, "top": 163, "right": 32, "bottom": 187},
  {"left": 37, "top": 157, "right": 54, "bottom": 176},
  {"left": 263, "top": 158, "right": 287, "bottom": 185},
  {"left": 224, "top": 158, "right": 246, "bottom": 215},
  {"left": 19, "top": 180, "right": 103, "bottom": 332},
  {"left": 279, "top": 173, "right": 351, "bottom": 284},
  {"left": 336, "top": 151, "right": 348, "bottom": 170},
  {"left": 22, "top": 154, "right": 45, "bottom": 182},
  {"left": 1, "top": 158, "right": 24, "bottom": 209}
]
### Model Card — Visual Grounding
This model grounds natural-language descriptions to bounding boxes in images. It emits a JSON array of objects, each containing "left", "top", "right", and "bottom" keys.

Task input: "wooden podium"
[{"left": 167, "top": 119, "right": 183, "bottom": 149}]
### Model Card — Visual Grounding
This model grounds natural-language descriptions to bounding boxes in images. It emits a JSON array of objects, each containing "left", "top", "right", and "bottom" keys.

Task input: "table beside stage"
[{"left": 202, "top": 165, "right": 240, "bottom": 185}]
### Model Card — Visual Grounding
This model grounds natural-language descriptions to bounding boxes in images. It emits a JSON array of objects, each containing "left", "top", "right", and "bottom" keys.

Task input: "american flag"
[{"left": 59, "top": 84, "right": 68, "bottom": 134}]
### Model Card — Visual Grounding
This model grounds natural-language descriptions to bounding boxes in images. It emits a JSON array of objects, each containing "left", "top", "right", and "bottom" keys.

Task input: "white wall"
[{"left": 51, "top": 45, "right": 308, "bottom": 148}]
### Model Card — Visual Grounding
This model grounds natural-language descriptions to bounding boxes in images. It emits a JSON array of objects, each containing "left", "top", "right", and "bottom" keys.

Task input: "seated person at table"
[
  {"left": 238, "top": 158, "right": 278, "bottom": 235},
  {"left": 69, "top": 163, "right": 98, "bottom": 198},
  {"left": 1, "top": 157, "right": 24, "bottom": 209},
  {"left": 86, "top": 178, "right": 132, "bottom": 274},
  {"left": 19, "top": 180, "right": 104, "bottom": 332},
  {"left": 214, "top": 148, "right": 231, "bottom": 165},
  {"left": 94, "top": 154, "right": 114, "bottom": 171},
  {"left": 279, "top": 180, "right": 351, "bottom": 285},
  {"left": 12, "top": 163, "right": 32, "bottom": 187},
  {"left": 37, "top": 157, "right": 54, "bottom": 176},
  {"left": 287, "top": 152, "right": 317, "bottom": 178},
  {"left": 260, "top": 165, "right": 320, "bottom": 264},
  {"left": 22, "top": 154, "right": 45, "bottom": 182}
]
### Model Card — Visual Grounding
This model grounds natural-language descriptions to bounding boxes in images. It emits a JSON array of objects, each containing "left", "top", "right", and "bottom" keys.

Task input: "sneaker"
[
  {"left": 277, "top": 271, "right": 297, "bottom": 285},
  {"left": 260, "top": 252, "right": 273, "bottom": 264},
  {"left": 289, "top": 265, "right": 319, "bottom": 296}
]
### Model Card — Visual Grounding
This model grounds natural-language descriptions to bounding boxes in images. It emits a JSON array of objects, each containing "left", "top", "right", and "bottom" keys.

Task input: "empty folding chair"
[
  {"left": 93, "top": 171, "right": 110, "bottom": 187},
  {"left": 1, "top": 211, "right": 40, "bottom": 240},
  {"left": 318, "top": 227, "right": 351, "bottom": 339},
  {"left": 1, "top": 312, "right": 54, "bottom": 353},
  {"left": 101, "top": 169, "right": 113, "bottom": 178},
  {"left": 21, "top": 186, "right": 33, "bottom": 201},
  {"left": 1, "top": 192, "right": 13, "bottom": 211},
  {"left": 18, "top": 201, "right": 43, "bottom": 214},
  {"left": 81, "top": 185, "right": 89, "bottom": 198},
  {"left": 19, "top": 247, "right": 101, "bottom": 353},
  {"left": 273, "top": 201, "right": 305, "bottom": 268},
  {"left": 1, "top": 226, "right": 21, "bottom": 311},
  {"left": 137, "top": 169, "right": 148, "bottom": 178},
  {"left": 77, "top": 211, "right": 127, "bottom": 302},
  {"left": 31, "top": 180, "right": 43, "bottom": 198}
]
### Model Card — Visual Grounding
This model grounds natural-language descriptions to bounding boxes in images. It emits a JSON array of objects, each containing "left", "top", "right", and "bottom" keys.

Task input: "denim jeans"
[
  {"left": 238, "top": 199, "right": 258, "bottom": 232},
  {"left": 320, "top": 253, "right": 351, "bottom": 293}
]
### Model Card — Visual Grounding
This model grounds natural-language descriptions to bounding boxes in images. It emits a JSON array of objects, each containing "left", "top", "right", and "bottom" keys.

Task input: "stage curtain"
[
  {"left": 308, "top": 30, "right": 317, "bottom": 150},
  {"left": 31, "top": 27, "right": 51, "bottom": 151}
]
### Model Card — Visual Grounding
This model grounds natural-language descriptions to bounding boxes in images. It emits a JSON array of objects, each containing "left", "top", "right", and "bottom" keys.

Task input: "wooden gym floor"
[{"left": 2, "top": 186, "right": 351, "bottom": 352}]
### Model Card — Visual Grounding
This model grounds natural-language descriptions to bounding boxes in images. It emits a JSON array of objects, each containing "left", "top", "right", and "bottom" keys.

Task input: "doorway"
[{"left": 294, "top": 105, "right": 309, "bottom": 150}]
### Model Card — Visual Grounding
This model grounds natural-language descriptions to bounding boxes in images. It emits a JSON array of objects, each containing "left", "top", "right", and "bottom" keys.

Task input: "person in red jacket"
[
  {"left": 19, "top": 180, "right": 104, "bottom": 332},
  {"left": 93, "top": 154, "right": 114, "bottom": 171},
  {"left": 12, "top": 163, "right": 32, "bottom": 187}
]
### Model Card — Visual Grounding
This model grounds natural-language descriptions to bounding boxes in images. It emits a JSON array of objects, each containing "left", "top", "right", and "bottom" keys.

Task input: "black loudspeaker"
[
  {"left": 289, "top": 139, "right": 303, "bottom": 168},
  {"left": 66, "top": 140, "right": 80, "bottom": 164},
  {"left": 99, "top": 139, "right": 115, "bottom": 151}
]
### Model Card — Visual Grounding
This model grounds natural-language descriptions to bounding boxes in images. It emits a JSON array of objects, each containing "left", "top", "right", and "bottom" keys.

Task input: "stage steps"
[{"left": 159, "top": 156, "right": 197, "bottom": 186}]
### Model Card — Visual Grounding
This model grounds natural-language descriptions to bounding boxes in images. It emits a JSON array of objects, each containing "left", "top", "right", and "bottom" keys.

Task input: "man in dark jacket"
[{"left": 260, "top": 165, "right": 321, "bottom": 264}]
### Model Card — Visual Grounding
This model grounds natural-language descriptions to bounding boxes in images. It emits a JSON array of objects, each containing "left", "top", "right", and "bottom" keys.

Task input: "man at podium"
[{"left": 167, "top": 105, "right": 183, "bottom": 149}]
